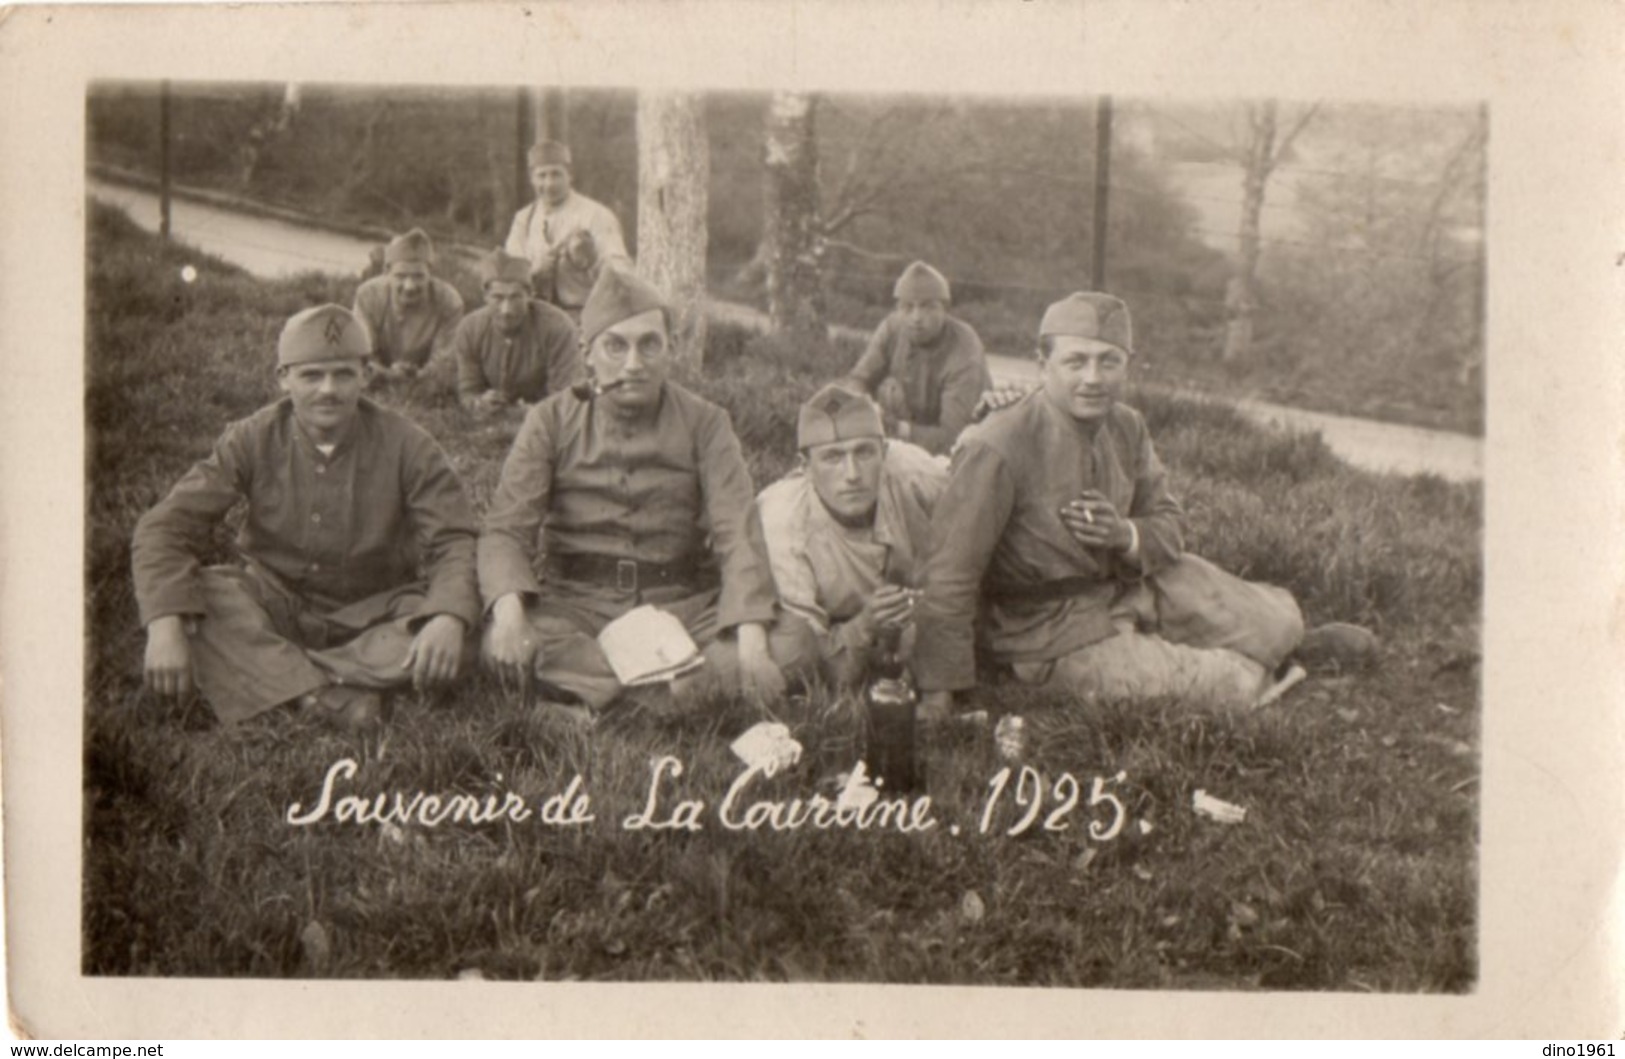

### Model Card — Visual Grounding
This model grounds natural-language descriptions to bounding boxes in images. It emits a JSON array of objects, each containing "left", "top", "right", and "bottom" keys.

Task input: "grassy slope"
[{"left": 83, "top": 205, "right": 1482, "bottom": 989}]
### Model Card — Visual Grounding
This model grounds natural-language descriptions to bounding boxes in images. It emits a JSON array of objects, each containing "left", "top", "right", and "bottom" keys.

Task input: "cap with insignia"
[
  {"left": 383, "top": 228, "right": 435, "bottom": 267},
  {"left": 892, "top": 260, "right": 951, "bottom": 304},
  {"left": 580, "top": 267, "right": 668, "bottom": 347},
  {"left": 478, "top": 249, "right": 532, "bottom": 290},
  {"left": 797, "top": 383, "right": 885, "bottom": 449},
  {"left": 1038, "top": 292, "right": 1133, "bottom": 354},
  {"left": 277, "top": 304, "right": 371, "bottom": 367},
  {"left": 527, "top": 141, "right": 573, "bottom": 169}
]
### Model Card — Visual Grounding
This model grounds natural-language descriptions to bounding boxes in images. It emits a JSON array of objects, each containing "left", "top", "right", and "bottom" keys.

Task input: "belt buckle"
[{"left": 616, "top": 559, "right": 638, "bottom": 594}]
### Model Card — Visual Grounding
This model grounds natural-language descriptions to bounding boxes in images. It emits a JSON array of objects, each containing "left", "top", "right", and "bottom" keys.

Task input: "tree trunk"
[
  {"left": 764, "top": 91, "right": 825, "bottom": 341},
  {"left": 1223, "top": 101, "right": 1274, "bottom": 362},
  {"left": 636, "top": 91, "right": 710, "bottom": 369}
]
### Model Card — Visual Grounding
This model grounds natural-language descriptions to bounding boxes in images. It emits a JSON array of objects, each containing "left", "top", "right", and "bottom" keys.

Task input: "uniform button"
[
  {"left": 311, "top": 513, "right": 322, "bottom": 524},
  {"left": 316, "top": 466, "right": 326, "bottom": 475},
  {"left": 309, "top": 563, "right": 320, "bottom": 573}
]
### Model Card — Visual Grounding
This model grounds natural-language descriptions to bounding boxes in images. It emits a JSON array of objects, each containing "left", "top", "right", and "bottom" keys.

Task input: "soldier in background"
[
  {"left": 503, "top": 141, "right": 632, "bottom": 320},
  {"left": 351, "top": 228, "right": 465, "bottom": 381},
  {"left": 455, "top": 249, "right": 582, "bottom": 416},
  {"left": 842, "top": 260, "right": 992, "bottom": 457}
]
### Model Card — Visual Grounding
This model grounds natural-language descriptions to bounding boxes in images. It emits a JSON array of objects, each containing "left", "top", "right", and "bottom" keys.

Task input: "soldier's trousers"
[
  {"left": 190, "top": 564, "right": 444, "bottom": 725},
  {"left": 1011, "top": 555, "right": 1304, "bottom": 711},
  {"left": 488, "top": 579, "right": 816, "bottom": 711}
]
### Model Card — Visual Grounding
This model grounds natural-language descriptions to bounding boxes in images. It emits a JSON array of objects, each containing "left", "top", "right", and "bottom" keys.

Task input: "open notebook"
[{"left": 596, "top": 604, "right": 707, "bottom": 686}]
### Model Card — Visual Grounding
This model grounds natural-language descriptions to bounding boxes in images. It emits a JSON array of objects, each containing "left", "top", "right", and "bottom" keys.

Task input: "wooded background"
[{"left": 87, "top": 83, "right": 1486, "bottom": 433}]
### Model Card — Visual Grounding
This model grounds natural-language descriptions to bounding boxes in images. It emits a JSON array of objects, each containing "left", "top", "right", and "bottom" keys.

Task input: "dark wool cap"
[
  {"left": 278, "top": 304, "right": 370, "bottom": 366},
  {"left": 893, "top": 260, "right": 951, "bottom": 303},
  {"left": 527, "top": 141, "right": 573, "bottom": 168},
  {"left": 797, "top": 383, "right": 885, "bottom": 449},
  {"left": 580, "top": 267, "right": 667, "bottom": 346},
  {"left": 383, "top": 228, "right": 435, "bottom": 266},
  {"left": 1038, "top": 292, "right": 1133, "bottom": 354}
]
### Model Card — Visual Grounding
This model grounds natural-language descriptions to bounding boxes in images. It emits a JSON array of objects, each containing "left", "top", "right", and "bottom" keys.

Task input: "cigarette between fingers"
[{"left": 1084, "top": 509, "right": 1095, "bottom": 525}]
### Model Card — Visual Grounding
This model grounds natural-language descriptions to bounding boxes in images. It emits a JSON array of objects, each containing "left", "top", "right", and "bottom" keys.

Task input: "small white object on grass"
[
  {"left": 729, "top": 721, "right": 802, "bottom": 777},
  {"left": 1192, "top": 789, "right": 1248, "bottom": 825},
  {"left": 993, "top": 714, "right": 1026, "bottom": 761},
  {"left": 1254, "top": 664, "right": 1308, "bottom": 708},
  {"left": 180, "top": 265, "right": 198, "bottom": 284}
]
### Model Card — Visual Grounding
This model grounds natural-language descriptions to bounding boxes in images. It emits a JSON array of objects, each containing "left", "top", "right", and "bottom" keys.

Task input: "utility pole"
[
  {"left": 513, "top": 88, "right": 531, "bottom": 214},
  {"left": 1091, "top": 95, "right": 1113, "bottom": 289},
  {"left": 158, "top": 80, "right": 172, "bottom": 241}
]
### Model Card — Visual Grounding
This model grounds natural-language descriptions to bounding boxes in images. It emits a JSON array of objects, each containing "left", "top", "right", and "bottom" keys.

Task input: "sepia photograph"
[
  {"left": 2, "top": 0, "right": 1620, "bottom": 1040},
  {"left": 80, "top": 81, "right": 1485, "bottom": 990}
]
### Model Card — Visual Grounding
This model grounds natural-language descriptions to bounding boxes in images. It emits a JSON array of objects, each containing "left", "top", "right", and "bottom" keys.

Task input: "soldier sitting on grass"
[
  {"left": 133, "top": 304, "right": 481, "bottom": 734},
  {"left": 479, "top": 267, "right": 812, "bottom": 726},
  {"left": 352, "top": 228, "right": 465, "bottom": 383},
  {"left": 455, "top": 249, "right": 582, "bottom": 417},
  {"left": 914, "top": 292, "right": 1369, "bottom": 719}
]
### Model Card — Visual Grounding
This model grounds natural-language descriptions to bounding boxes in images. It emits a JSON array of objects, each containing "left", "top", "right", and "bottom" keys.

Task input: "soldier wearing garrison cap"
[
  {"left": 842, "top": 260, "right": 993, "bottom": 456},
  {"left": 503, "top": 140, "right": 633, "bottom": 317},
  {"left": 351, "top": 228, "right": 465, "bottom": 380},
  {"left": 479, "top": 268, "right": 811, "bottom": 724},
  {"left": 913, "top": 291, "right": 1312, "bottom": 718},
  {"left": 454, "top": 249, "right": 581, "bottom": 415},
  {"left": 133, "top": 304, "right": 480, "bottom": 733},
  {"left": 757, "top": 383, "right": 948, "bottom": 689}
]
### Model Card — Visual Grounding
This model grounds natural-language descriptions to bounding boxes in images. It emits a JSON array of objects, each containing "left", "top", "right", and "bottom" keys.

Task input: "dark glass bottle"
[{"left": 864, "top": 623, "right": 920, "bottom": 794}]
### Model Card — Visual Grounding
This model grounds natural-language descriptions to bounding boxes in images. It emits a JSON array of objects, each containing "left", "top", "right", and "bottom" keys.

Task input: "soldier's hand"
[
  {"left": 564, "top": 230, "right": 597, "bottom": 271},
  {"left": 875, "top": 377, "right": 910, "bottom": 423},
  {"left": 736, "top": 622, "right": 788, "bottom": 707},
  {"left": 404, "top": 614, "right": 467, "bottom": 690},
  {"left": 484, "top": 595, "right": 539, "bottom": 690},
  {"left": 972, "top": 382, "right": 1038, "bottom": 422},
  {"left": 143, "top": 615, "right": 194, "bottom": 700},
  {"left": 862, "top": 584, "right": 916, "bottom": 632},
  {"left": 1060, "top": 490, "right": 1134, "bottom": 553}
]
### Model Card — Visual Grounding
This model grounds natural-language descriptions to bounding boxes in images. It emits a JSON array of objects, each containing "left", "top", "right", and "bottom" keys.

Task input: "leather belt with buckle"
[{"left": 549, "top": 552, "right": 698, "bottom": 594}]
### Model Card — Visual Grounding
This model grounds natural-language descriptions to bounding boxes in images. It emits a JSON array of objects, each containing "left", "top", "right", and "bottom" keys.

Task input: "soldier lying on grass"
[
  {"left": 134, "top": 304, "right": 481, "bottom": 734},
  {"left": 914, "top": 292, "right": 1372, "bottom": 719},
  {"left": 352, "top": 228, "right": 465, "bottom": 383},
  {"left": 455, "top": 249, "right": 582, "bottom": 417}
]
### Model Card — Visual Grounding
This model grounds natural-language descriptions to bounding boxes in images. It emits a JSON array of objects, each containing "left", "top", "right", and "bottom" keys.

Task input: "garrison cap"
[
  {"left": 581, "top": 267, "right": 667, "bottom": 347},
  {"left": 797, "top": 383, "right": 885, "bottom": 449},
  {"left": 527, "top": 141, "right": 573, "bottom": 169},
  {"left": 1038, "top": 292, "right": 1133, "bottom": 354},
  {"left": 383, "top": 228, "right": 435, "bottom": 267},
  {"left": 478, "top": 249, "right": 533, "bottom": 289},
  {"left": 277, "top": 304, "right": 371, "bottom": 367},
  {"left": 893, "top": 260, "right": 951, "bottom": 303}
]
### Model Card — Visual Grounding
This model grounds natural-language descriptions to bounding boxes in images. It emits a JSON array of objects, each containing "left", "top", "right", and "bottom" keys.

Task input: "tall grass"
[{"left": 83, "top": 203, "right": 1481, "bottom": 990}]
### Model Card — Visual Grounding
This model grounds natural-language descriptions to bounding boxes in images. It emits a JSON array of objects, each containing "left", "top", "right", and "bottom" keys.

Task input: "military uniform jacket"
[
  {"left": 454, "top": 301, "right": 582, "bottom": 403},
  {"left": 131, "top": 397, "right": 480, "bottom": 628},
  {"left": 478, "top": 382, "right": 777, "bottom": 631},
  {"left": 846, "top": 313, "right": 992, "bottom": 455},
  {"left": 913, "top": 393, "right": 1184, "bottom": 691},
  {"left": 352, "top": 275, "right": 466, "bottom": 370}
]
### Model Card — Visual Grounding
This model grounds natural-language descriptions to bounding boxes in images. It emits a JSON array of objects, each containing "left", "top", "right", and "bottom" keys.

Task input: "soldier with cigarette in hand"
[
  {"left": 912, "top": 292, "right": 1312, "bottom": 719},
  {"left": 477, "top": 267, "right": 811, "bottom": 725}
]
